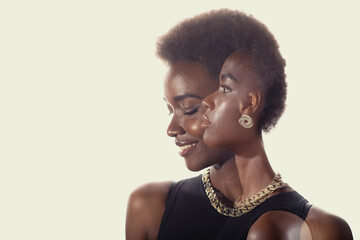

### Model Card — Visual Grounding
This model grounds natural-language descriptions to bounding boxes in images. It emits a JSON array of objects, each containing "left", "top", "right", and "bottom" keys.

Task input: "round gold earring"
[{"left": 238, "top": 114, "right": 254, "bottom": 128}]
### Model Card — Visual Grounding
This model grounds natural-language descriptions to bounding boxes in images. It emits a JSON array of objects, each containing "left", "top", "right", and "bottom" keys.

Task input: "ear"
[{"left": 239, "top": 91, "right": 262, "bottom": 115}]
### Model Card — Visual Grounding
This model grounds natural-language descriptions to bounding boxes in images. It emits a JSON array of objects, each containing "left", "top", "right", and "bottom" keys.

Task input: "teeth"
[{"left": 180, "top": 143, "right": 196, "bottom": 150}]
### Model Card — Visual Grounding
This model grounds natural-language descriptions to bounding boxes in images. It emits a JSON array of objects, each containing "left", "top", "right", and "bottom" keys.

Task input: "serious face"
[
  {"left": 164, "top": 61, "right": 233, "bottom": 171},
  {"left": 202, "top": 51, "right": 261, "bottom": 152}
]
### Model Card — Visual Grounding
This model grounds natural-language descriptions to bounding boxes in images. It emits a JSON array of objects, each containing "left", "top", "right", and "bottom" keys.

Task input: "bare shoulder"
[
  {"left": 247, "top": 210, "right": 312, "bottom": 240},
  {"left": 305, "top": 206, "right": 353, "bottom": 240},
  {"left": 126, "top": 181, "right": 173, "bottom": 240},
  {"left": 128, "top": 181, "right": 173, "bottom": 207},
  {"left": 247, "top": 207, "right": 353, "bottom": 240}
]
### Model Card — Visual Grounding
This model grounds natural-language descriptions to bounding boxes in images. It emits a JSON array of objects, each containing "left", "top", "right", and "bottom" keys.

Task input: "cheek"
[
  {"left": 184, "top": 118, "right": 204, "bottom": 139},
  {"left": 213, "top": 101, "right": 240, "bottom": 125}
]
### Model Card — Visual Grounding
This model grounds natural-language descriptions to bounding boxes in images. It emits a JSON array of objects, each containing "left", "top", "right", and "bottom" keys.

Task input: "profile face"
[
  {"left": 202, "top": 51, "right": 259, "bottom": 151},
  {"left": 164, "top": 61, "right": 233, "bottom": 171}
]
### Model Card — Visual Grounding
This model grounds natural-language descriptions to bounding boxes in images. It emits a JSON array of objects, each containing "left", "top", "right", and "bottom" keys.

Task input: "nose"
[
  {"left": 202, "top": 92, "right": 215, "bottom": 110},
  {"left": 167, "top": 116, "right": 185, "bottom": 137}
]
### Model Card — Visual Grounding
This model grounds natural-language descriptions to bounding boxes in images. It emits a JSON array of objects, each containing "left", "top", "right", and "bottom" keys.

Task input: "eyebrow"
[
  {"left": 173, "top": 93, "right": 202, "bottom": 102},
  {"left": 221, "top": 73, "right": 238, "bottom": 83}
]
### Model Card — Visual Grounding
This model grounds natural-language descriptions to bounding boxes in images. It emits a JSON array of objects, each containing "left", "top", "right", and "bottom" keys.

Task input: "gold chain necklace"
[{"left": 202, "top": 169, "right": 288, "bottom": 217}]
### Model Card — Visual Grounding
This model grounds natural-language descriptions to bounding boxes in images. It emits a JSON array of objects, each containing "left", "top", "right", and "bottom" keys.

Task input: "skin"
[
  {"left": 164, "top": 62, "right": 233, "bottom": 171},
  {"left": 202, "top": 50, "right": 353, "bottom": 239},
  {"left": 126, "top": 61, "right": 242, "bottom": 240}
]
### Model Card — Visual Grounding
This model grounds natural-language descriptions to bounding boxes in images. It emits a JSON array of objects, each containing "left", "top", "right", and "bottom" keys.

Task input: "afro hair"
[{"left": 157, "top": 9, "right": 287, "bottom": 132}]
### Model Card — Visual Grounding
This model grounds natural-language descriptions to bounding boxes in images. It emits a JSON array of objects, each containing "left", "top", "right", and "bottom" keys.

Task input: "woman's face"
[
  {"left": 201, "top": 51, "right": 259, "bottom": 151},
  {"left": 164, "top": 61, "right": 233, "bottom": 171}
]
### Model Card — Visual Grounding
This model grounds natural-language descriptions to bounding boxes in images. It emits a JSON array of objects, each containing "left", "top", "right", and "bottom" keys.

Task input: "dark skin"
[
  {"left": 202, "top": 50, "right": 353, "bottom": 240},
  {"left": 126, "top": 62, "right": 242, "bottom": 240}
]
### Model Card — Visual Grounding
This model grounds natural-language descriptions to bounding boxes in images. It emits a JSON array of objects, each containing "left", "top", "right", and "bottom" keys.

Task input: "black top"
[{"left": 157, "top": 174, "right": 312, "bottom": 240}]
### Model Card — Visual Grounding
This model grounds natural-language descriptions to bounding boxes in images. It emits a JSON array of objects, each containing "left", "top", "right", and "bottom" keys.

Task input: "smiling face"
[
  {"left": 201, "top": 51, "right": 263, "bottom": 153},
  {"left": 164, "top": 61, "right": 233, "bottom": 171}
]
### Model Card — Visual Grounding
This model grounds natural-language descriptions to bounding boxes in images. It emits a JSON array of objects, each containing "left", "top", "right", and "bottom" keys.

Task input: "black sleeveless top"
[{"left": 157, "top": 174, "right": 312, "bottom": 240}]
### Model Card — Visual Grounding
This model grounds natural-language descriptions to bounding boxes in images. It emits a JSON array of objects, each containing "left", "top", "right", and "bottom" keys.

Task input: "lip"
[
  {"left": 201, "top": 114, "right": 211, "bottom": 128},
  {"left": 176, "top": 140, "right": 199, "bottom": 157}
]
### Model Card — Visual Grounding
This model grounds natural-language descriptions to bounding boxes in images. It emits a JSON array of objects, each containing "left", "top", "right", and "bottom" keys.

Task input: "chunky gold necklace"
[{"left": 202, "top": 169, "right": 288, "bottom": 217}]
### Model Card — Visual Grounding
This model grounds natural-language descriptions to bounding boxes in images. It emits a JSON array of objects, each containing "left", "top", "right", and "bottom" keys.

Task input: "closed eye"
[
  {"left": 167, "top": 104, "right": 174, "bottom": 115},
  {"left": 184, "top": 107, "right": 199, "bottom": 115}
]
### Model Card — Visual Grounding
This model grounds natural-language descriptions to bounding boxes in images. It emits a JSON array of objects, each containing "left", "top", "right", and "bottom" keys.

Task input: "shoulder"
[
  {"left": 126, "top": 181, "right": 173, "bottom": 240},
  {"left": 305, "top": 206, "right": 353, "bottom": 240},
  {"left": 247, "top": 206, "right": 353, "bottom": 240},
  {"left": 128, "top": 181, "right": 173, "bottom": 207},
  {"left": 247, "top": 210, "right": 312, "bottom": 240}
]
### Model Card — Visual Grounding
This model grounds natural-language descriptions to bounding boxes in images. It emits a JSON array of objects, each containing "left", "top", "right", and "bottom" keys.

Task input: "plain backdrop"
[{"left": 1, "top": 0, "right": 359, "bottom": 239}]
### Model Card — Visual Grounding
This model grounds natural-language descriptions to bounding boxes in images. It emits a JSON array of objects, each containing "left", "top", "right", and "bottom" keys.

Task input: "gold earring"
[{"left": 238, "top": 114, "right": 254, "bottom": 128}]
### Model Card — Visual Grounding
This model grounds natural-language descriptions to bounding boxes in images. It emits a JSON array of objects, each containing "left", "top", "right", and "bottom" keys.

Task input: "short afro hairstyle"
[{"left": 156, "top": 9, "right": 287, "bottom": 132}]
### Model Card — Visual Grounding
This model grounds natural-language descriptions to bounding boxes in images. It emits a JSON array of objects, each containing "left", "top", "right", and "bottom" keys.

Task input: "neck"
[
  {"left": 234, "top": 137, "right": 275, "bottom": 200},
  {"left": 210, "top": 157, "right": 242, "bottom": 202}
]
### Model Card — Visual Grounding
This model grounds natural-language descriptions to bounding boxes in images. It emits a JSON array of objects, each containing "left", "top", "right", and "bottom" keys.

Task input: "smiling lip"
[
  {"left": 201, "top": 114, "right": 211, "bottom": 128},
  {"left": 177, "top": 142, "right": 198, "bottom": 157}
]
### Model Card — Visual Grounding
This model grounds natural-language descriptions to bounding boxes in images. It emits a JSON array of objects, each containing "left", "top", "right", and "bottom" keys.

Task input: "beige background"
[{"left": 1, "top": 0, "right": 359, "bottom": 239}]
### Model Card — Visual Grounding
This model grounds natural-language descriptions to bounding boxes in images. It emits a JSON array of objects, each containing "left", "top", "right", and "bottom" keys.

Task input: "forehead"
[
  {"left": 164, "top": 62, "right": 218, "bottom": 98},
  {"left": 221, "top": 51, "right": 254, "bottom": 78}
]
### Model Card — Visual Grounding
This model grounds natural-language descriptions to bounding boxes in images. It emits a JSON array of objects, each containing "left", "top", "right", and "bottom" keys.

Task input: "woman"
[
  {"left": 201, "top": 49, "right": 353, "bottom": 239},
  {"left": 126, "top": 9, "right": 245, "bottom": 240},
  {"left": 127, "top": 9, "right": 352, "bottom": 239},
  {"left": 126, "top": 61, "right": 240, "bottom": 240}
]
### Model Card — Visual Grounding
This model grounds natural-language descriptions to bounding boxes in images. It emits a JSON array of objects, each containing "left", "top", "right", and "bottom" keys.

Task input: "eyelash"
[
  {"left": 220, "top": 84, "right": 232, "bottom": 93},
  {"left": 167, "top": 105, "right": 174, "bottom": 115},
  {"left": 184, "top": 107, "right": 199, "bottom": 116}
]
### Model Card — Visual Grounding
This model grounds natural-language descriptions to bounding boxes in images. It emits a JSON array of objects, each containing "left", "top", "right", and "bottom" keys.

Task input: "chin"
[
  {"left": 184, "top": 158, "right": 208, "bottom": 172},
  {"left": 203, "top": 132, "right": 233, "bottom": 150}
]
